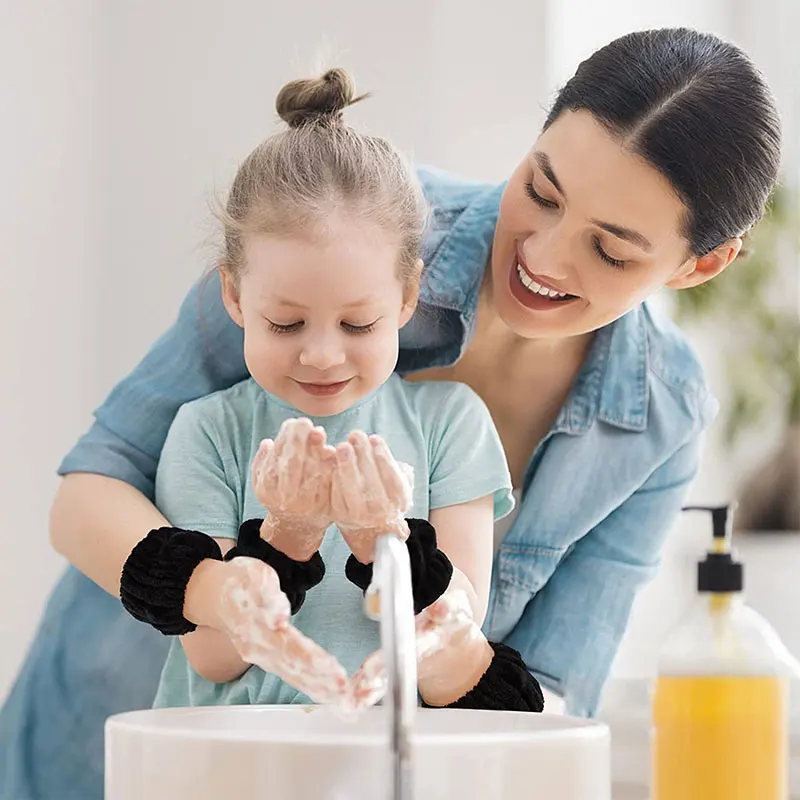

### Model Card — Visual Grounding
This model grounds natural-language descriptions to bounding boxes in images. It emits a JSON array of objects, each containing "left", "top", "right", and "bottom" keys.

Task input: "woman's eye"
[
  {"left": 524, "top": 181, "right": 559, "bottom": 210},
  {"left": 266, "top": 320, "right": 303, "bottom": 334},
  {"left": 341, "top": 321, "right": 378, "bottom": 335},
  {"left": 592, "top": 237, "right": 625, "bottom": 269}
]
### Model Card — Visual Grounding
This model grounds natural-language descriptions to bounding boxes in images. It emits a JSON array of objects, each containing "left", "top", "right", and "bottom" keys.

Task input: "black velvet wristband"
[
  {"left": 345, "top": 518, "right": 454, "bottom": 615},
  {"left": 120, "top": 527, "right": 223, "bottom": 636},
  {"left": 223, "top": 518, "right": 325, "bottom": 615},
  {"left": 422, "top": 641, "right": 545, "bottom": 712}
]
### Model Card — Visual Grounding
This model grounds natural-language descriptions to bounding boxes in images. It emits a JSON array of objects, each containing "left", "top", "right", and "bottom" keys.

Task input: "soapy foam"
[
  {"left": 220, "top": 559, "right": 350, "bottom": 707},
  {"left": 331, "top": 433, "right": 414, "bottom": 536},
  {"left": 252, "top": 419, "right": 336, "bottom": 546},
  {"left": 349, "top": 589, "right": 478, "bottom": 712}
]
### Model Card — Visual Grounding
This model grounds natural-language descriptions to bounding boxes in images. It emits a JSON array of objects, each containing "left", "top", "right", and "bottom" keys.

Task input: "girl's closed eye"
[
  {"left": 266, "top": 319, "right": 303, "bottom": 334},
  {"left": 341, "top": 320, "right": 379, "bottom": 335}
]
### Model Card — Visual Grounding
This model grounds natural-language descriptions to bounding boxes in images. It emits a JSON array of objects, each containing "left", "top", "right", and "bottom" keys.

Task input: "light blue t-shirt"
[{"left": 152, "top": 373, "right": 513, "bottom": 708}]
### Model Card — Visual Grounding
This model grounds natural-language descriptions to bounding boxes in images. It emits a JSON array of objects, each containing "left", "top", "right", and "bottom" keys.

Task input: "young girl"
[{"left": 118, "top": 68, "right": 543, "bottom": 712}]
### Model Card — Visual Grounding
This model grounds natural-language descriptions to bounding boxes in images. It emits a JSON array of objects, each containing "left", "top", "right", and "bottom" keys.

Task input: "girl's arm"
[
  {"left": 428, "top": 494, "right": 494, "bottom": 625},
  {"left": 178, "top": 537, "right": 250, "bottom": 683},
  {"left": 415, "top": 494, "right": 496, "bottom": 707}
]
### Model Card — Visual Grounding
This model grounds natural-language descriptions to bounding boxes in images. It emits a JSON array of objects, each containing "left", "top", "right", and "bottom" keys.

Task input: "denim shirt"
[{"left": 0, "top": 164, "right": 717, "bottom": 800}]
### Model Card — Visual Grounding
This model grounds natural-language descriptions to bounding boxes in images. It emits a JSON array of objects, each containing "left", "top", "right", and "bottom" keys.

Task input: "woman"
[{"left": 0, "top": 27, "right": 780, "bottom": 800}]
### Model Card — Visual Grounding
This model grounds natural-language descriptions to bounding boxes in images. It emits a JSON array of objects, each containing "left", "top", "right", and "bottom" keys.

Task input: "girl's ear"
[
  {"left": 400, "top": 259, "right": 423, "bottom": 327},
  {"left": 220, "top": 264, "right": 244, "bottom": 327}
]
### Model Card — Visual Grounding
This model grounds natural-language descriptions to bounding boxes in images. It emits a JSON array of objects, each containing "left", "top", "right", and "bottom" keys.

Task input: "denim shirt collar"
[
  {"left": 420, "top": 182, "right": 505, "bottom": 322},
  {"left": 554, "top": 307, "right": 650, "bottom": 434}
]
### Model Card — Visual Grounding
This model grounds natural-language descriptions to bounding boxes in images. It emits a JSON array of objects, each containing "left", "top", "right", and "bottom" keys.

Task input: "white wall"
[
  {"left": 545, "top": 0, "right": 733, "bottom": 89},
  {"left": 0, "top": 0, "right": 104, "bottom": 698}
]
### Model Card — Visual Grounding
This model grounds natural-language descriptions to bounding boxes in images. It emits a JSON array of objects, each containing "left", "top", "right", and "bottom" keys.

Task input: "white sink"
[{"left": 106, "top": 705, "right": 610, "bottom": 799}]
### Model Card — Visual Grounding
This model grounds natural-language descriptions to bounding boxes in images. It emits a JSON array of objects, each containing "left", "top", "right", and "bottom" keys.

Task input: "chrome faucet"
[{"left": 366, "top": 534, "right": 418, "bottom": 800}]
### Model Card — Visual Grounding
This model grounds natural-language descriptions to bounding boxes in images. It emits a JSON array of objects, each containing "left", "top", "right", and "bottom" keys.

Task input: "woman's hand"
[
  {"left": 213, "top": 557, "right": 351, "bottom": 706},
  {"left": 252, "top": 418, "right": 337, "bottom": 560},
  {"left": 350, "top": 585, "right": 493, "bottom": 710},
  {"left": 331, "top": 431, "right": 414, "bottom": 563}
]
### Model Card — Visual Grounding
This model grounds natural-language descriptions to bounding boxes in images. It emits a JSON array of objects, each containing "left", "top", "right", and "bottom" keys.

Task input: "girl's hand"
[
  {"left": 252, "top": 418, "right": 337, "bottom": 559},
  {"left": 331, "top": 431, "right": 414, "bottom": 563},
  {"left": 350, "top": 587, "right": 492, "bottom": 710},
  {"left": 215, "top": 557, "right": 350, "bottom": 706}
]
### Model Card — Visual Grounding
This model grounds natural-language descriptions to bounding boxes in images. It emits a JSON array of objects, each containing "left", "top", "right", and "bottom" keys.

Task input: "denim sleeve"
[
  {"left": 503, "top": 433, "right": 704, "bottom": 718},
  {"left": 57, "top": 272, "right": 247, "bottom": 500}
]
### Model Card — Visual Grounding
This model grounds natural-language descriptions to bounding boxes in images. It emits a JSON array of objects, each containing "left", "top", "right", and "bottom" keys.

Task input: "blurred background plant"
[{"left": 672, "top": 183, "right": 800, "bottom": 530}]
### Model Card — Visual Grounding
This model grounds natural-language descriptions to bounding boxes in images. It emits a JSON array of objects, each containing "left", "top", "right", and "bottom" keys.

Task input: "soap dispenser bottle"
[{"left": 652, "top": 504, "right": 800, "bottom": 800}]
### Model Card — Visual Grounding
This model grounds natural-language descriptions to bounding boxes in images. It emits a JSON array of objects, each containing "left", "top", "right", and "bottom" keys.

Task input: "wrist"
[
  {"left": 120, "top": 527, "right": 224, "bottom": 636},
  {"left": 340, "top": 518, "right": 409, "bottom": 565},
  {"left": 339, "top": 516, "right": 407, "bottom": 539},
  {"left": 418, "top": 636, "right": 494, "bottom": 707},
  {"left": 183, "top": 558, "right": 230, "bottom": 629},
  {"left": 260, "top": 514, "right": 326, "bottom": 562},
  {"left": 228, "top": 519, "right": 326, "bottom": 616}
]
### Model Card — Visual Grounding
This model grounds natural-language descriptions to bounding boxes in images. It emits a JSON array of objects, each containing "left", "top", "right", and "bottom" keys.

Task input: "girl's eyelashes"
[
  {"left": 265, "top": 319, "right": 380, "bottom": 334},
  {"left": 266, "top": 320, "right": 303, "bottom": 334},
  {"left": 341, "top": 320, "right": 379, "bottom": 335}
]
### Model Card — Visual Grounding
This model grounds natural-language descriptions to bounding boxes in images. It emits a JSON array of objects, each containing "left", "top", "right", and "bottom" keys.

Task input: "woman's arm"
[{"left": 50, "top": 474, "right": 169, "bottom": 599}]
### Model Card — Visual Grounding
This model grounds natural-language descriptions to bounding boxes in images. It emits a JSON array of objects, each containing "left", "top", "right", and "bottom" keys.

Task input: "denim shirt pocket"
[{"left": 486, "top": 541, "right": 567, "bottom": 641}]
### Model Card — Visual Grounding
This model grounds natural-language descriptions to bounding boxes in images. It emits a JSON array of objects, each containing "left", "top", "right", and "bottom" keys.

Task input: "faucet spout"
[{"left": 368, "top": 533, "right": 417, "bottom": 800}]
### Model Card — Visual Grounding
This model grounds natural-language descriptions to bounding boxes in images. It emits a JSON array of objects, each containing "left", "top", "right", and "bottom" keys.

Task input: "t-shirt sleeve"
[
  {"left": 425, "top": 383, "right": 514, "bottom": 520},
  {"left": 154, "top": 400, "right": 242, "bottom": 540}
]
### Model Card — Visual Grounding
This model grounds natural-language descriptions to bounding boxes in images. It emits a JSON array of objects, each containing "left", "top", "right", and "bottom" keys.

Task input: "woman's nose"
[{"left": 522, "top": 227, "right": 572, "bottom": 280}]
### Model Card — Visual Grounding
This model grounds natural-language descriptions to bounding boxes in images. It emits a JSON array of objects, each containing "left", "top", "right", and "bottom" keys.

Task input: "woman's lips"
[
  {"left": 509, "top": 257, "right": 581, "bottom": 311},
  {"left": 515, "top": 247, "right": 577, "bottom": 298}
]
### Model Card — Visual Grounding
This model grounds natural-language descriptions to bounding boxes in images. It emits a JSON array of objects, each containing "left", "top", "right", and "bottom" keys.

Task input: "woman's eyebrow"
[
  {"left": 532, "top": 151, "right": 565, "bottom": 198},
  {"left": 590, "top": 220, "right": 652, "bottom": 252}
]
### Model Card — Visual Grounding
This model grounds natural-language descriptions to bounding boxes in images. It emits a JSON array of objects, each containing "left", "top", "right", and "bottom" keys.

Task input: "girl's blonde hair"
[{"left": 219, "top": 68, "right": 427, "bottom": 285}]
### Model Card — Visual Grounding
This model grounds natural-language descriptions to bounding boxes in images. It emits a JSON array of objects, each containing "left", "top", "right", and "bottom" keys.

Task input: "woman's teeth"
[{"left": 516, "top": 263, "right": 570, "bottom": 299}]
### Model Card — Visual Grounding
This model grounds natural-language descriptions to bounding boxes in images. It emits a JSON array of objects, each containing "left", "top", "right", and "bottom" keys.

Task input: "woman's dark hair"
[{"left": 545, "top": 28, "right": 781, "bottom": 256}]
